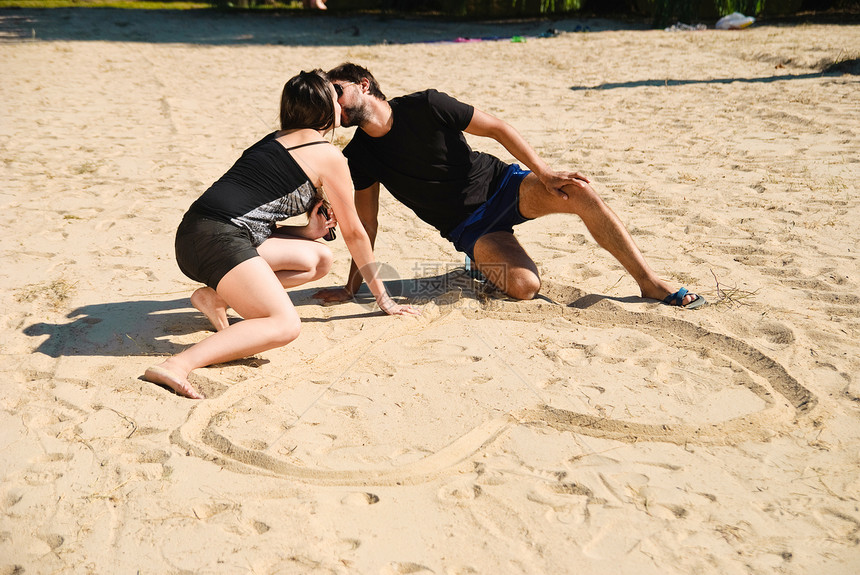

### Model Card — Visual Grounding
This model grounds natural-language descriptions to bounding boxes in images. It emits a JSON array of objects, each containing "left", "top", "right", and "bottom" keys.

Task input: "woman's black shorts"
[{"left": 174, "top": 211, "right": 260, "bottom": 290}]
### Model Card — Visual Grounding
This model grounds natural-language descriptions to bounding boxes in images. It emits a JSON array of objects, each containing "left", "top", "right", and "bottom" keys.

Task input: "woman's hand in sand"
[
  {"left": 312, "top": 288, "right": 420, "bottom": 315},
  {"left": 313, "top": 286, "right": 354, "bottom": 304},
  {"left": 377, "top": 294, "right": 421, "bottom": 316}
]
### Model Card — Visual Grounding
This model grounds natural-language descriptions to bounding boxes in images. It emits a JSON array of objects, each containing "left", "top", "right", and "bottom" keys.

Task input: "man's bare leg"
[
  {"left": 517, "top": 174, "right": 700, "bottom": 306},
  {"left": 473, "top": 232, "right": 540, "bottom": 300}
]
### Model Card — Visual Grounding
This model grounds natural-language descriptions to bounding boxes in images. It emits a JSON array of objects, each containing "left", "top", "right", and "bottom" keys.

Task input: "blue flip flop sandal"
[{"left": 663, "top": 287, "right": 707, "bottom": 309}]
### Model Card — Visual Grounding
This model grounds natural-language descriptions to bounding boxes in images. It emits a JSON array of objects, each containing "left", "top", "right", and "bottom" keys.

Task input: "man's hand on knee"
[{"left": 537, "top": 168, "right": 591, "bottom": 201}]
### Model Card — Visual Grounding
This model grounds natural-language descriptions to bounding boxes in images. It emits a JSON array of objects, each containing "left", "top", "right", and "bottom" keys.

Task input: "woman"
[{"left": 144, "top": 70, "right": 418, "bottom": 399}]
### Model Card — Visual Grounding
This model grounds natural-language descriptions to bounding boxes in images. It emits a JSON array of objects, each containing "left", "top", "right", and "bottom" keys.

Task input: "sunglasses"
[{"left": 333, "top": 82, "right": 355, "bottom": 98}]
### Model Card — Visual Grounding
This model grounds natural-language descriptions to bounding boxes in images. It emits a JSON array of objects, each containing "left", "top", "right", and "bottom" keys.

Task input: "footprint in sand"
[
  {"left": 341, "top": 492, "right": 380, "bottom": 506},
  {"left": 380, "top": 562, "right": 435, "bottom": 575},
  {"left": 437, "top": 478, "right": 481, "bottom": 503}
]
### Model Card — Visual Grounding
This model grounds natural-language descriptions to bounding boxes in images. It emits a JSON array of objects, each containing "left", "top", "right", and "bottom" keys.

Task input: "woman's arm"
[{"left": 319, "top": 149, "right": 418, "bottom": 316}]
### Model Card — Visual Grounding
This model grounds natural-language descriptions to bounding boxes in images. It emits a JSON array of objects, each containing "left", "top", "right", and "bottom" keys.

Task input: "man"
[{"left": 315, "top": 62, "right": 705, "bottom": 308}]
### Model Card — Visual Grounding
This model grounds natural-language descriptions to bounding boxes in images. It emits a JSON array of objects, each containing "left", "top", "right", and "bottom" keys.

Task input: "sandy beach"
[{"left": 1, "top": 7, "right": 859, "bottom": 573}]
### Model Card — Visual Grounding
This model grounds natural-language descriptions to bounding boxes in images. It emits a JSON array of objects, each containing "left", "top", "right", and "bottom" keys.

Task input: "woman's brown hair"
[{"left": 279, "top": 69, "right": 336, "bottom": 133}]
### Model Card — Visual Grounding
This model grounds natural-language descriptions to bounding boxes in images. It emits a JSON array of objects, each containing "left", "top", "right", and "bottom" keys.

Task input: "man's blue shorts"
[{"left": 445, "top": 164, "right": 532, "bottom": 260}]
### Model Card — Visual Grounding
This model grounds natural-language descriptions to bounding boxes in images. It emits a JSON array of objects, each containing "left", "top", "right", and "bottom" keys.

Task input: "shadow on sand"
[
  {"left": 21, "top": 265, "right": 658, "bottom": 360},
  {"left": 0, "top": 8, "right": 640, "bottom": 46},
  {"left": 19, "top": 268, "right": 476, "bottom": 359},
  {"left": 570, "top": 61, "right": 859, "bottom": 91}
]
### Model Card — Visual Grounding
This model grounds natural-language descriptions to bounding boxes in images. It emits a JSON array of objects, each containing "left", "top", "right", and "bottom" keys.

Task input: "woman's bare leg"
[
  {"left": 145, "top": 237, "right": 334, "bottom": 399},
  {"left": 146, "top": 257, "right": 300, "bottom": 398},
  {"left": 190, "top": 287, "right": 230, "bottom": 331},
  {"left": 257, "top": 235, "right": 332, "bottom": 288},
  {"left": 188, "top": 237, "right": 331, "bottom": 332}
]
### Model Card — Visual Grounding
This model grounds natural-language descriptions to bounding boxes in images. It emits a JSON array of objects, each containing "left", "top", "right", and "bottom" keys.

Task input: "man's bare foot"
[
  {"left": 143, "top": 364, "right": 204, "bottom": 399},
  {"left": 191, "top": 287, "right": 230, "bottom": 331}
]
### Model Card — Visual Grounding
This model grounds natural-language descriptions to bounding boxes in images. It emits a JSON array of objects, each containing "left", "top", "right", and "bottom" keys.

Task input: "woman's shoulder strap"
[{"left": 283, "top": 140, "right": 330, "bottom": 152}]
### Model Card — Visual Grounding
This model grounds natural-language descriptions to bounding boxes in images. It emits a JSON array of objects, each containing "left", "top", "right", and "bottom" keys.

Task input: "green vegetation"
[
  {"left": 0, "top": 0, "right": 212, "bottom": 8},
  {"left": 0, "top": 0, "right": 306, "bottom": 7},
  {"left": 717, "top": 0, "right": 765, "bottom": 13},
  {"left": 509, "top": 0, "right": 584, "bottom": 13}
]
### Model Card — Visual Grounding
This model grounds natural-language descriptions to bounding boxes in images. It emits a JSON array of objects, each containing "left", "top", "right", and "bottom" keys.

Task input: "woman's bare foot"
[
  {"left": 143, "top": 363, "right": 204, "bottom": 399},
  {"left": 191, "top": 287, "right": 230, "bottom": 331}
]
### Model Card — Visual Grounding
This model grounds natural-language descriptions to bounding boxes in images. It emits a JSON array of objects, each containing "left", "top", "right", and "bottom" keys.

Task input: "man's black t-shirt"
[{"left": 343, "top": 89, "right": 508, "bottom": 237}]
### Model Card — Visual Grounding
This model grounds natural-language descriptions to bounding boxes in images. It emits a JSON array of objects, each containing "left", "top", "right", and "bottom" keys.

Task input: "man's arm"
[
  {"left": 344, "top": 182, "right": 380, "bottom": 295},
  {"left": 464, "top": 108, "right": 589, "bottom": 200},
  {"left": 314, "top": 182, "right": 380, "bottom": 302}
]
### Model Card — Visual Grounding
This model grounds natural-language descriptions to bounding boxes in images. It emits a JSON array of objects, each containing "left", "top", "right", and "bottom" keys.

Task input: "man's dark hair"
[
  {"left": 327, "top": 62, "right": 386, "bottom": 101},
  {"left": 280, "top": 69, "right": 336, "bottom": 132}
]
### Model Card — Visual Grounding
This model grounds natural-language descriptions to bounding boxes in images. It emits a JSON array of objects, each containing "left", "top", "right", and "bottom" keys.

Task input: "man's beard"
[{"left": 341, "top": 101, "right": 371, "bottom": 128}]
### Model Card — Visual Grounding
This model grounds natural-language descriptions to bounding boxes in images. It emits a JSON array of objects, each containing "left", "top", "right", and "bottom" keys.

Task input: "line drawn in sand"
[{"left": 171, "top": 277, "right": 817, "bottom": 487}]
